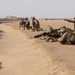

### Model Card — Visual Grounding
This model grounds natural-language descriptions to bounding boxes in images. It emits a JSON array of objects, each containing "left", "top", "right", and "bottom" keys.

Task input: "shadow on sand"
[
  {"left": 0, "top": 30, "right": 5, "bottom": 33},
  {"left": 0, "top": 30, "right": 5, "bottom": 39},
  {"left": 0, "top": 62, "right": 3, "bottom": 70}
]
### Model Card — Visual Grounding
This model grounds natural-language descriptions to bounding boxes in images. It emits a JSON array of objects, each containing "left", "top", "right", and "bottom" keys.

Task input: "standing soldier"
[
  {"left": 23, "top": 17, "right": 30, "bottom": 30},
  {"left": 31, "top": 17, "right": 41, "bottom": 31}
]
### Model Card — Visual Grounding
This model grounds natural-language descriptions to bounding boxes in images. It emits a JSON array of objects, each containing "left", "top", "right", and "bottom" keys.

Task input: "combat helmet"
[
  {"left": 32, "top": 17, "right": 35, "bottom": 20},
  {"left": 25, "top": 17, "right": 28, "bottom": 20}
]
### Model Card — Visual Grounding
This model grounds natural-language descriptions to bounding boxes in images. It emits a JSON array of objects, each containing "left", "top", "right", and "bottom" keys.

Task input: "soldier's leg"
[
  {"left": 36, "top": 27, "right": 38, "bottom": 31},
  {"left": 19, "top": 24, "right": 22, "bottom": 28},
  {"left": 32, "top": 27, "right": 35, "bottom": 32},
  {"left": 19, "top": 25, "right": 21, "bottom": 28},
  {"left": 23, "top": 25, "right": 26, "bottom": 30},
  {"left": 66, "top": 41, "right": 71, "bottom": 45},
  {"left": 21, "top": 24, "right": 24, "bottom": 28},
  {"left": 25, "top": 24, "right": 30, "bottom": 30},
  {"left": 35, "top": 25, "right": 39, "bottom": 31}
]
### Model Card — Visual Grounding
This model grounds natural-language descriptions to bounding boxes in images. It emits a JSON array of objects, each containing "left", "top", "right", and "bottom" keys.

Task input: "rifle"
[
  {"left": 34, "top": 32, "right": 61, "bottom": 38},
  {"left": 64, "top": 19, "right": 75, "bottom": 23}
]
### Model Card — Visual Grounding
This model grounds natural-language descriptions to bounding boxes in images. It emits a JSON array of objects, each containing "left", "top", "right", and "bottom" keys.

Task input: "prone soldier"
[
  {"left": 34, "top": 26, "right": 61, "bottom": 42},
  {"left": 34, "top": 25, "right": 74, "bottom": 44}
]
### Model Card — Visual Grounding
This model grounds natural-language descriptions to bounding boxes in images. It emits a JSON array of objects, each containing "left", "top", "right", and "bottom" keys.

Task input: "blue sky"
[{"left": 0, "top": 0, "right": 75, "bottom": 18}]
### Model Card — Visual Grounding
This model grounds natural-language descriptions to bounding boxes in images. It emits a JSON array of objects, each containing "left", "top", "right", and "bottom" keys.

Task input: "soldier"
[
  {"left": 31, "top": 17, "right": 41, "bottom": 31},
  {"left": 45, "top": 26, "right": 72, "bottom": 43},
  {"left": 34, "top": 26, "right": 69, "bottom": 42},
  {"left": 19, "top": 19, "right": 24, "bottom": 28},
  {"left": 23, "top": 17, "right": 30, "bottom": 30},
  {"left": 34, "top": 26, "right": 61, "bottom": 42},
  {"left": 57, "top": 27, "right": 75, "bottom": 45}
]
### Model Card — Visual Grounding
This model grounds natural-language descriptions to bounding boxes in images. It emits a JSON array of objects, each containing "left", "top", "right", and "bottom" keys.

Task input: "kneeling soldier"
[
  {"left": 23, "top": 17, "right": 30, "bottom": 30},
  {"left": 31, "top": 17, "right": 41, "bottom": 31}
]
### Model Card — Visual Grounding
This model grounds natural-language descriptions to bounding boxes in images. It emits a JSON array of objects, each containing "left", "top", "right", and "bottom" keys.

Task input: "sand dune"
[{"left": 0, "top": 20, "right": 75, "bottom": 75}]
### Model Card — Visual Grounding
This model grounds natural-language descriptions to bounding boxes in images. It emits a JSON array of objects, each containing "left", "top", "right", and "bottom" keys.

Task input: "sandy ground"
[
  {"left": 0, "top": 19, "right": 75, "bottom": 75},
  {"left": 0, "top": 24, "right": 52, "bottom": 75}
]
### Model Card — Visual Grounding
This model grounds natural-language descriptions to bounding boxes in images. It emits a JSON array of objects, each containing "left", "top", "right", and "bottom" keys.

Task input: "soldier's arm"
[{"left": 64, "top": 19, "right": 75, "bottom": 23}]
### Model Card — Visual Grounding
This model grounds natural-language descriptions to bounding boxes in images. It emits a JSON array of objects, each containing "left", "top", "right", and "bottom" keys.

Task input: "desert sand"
[{"left": 0, "top": 19, "right": 75, "bottom": 75}]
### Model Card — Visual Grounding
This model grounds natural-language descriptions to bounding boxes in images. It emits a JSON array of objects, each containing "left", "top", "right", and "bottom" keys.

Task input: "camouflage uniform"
[
  {"left": 19, "top": 19, "right": 24, "bottom": 28},
  {"left": 67, "top": 32, "right": 75, "bottom": 45},
  {"left": 46, "top": 26, "right": 53, "bottom": 33},
  {"left": 32, "top": 17, "right": 40, "bottom": 31},
  {"left": 23, "top": 18, "right": 30, "bottom": 30},
  {"left": 58, "top": 26, "right": 66, "bottom": 33},
  {"left": 34, "top": 26, "right": 61, "bottom": 42},
  {"left": 58, "top": 32, "right": 68, "bottom": 44},
  {"left": 57, "top": 26, "right": 75, "bottom": 45}
]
